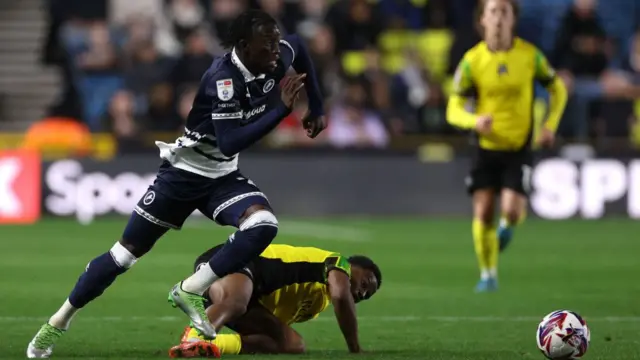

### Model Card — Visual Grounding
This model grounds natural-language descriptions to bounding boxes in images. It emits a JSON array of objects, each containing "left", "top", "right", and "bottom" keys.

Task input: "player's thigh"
[
  {"left": 121, "top": 182, "right": 198, "bottom": 257},
  {"left": 205, "top": 273, "right": 255, "bottom": 329},
  {"left": 225, "top": 303, "right": 304, "bottom": 353},
  {"left": 198, "top": 172, "right": 274, "bottom": 228},
  {"left": 468, "top": 149, "right": 501, "bottom": 221},
  {"left": 467, "top": 148, "right": 503, "bottom": 195},
  {"left": 501, "top": 152, "right": 533, "bottom": 197},
  {"left": 501, "top": 154, "right": 531, "bottom": 216}
]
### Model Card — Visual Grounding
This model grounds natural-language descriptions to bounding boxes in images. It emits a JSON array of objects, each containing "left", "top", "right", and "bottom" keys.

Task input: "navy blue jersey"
[{"left": 155, "top": 35, "right": 302, "bottom": 179}]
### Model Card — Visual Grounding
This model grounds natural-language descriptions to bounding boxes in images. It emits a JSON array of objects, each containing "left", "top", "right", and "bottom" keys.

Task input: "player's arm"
[
  {"left": 535, "top": 50, "right": 568, "bottom": 133},
  {"left": 281, "top": 34, "right": 324, "bottom": 117},
  {"left": 207, "top": 74, "right": 294, "bottom": 157},
  {"left": 446, "top": 57, "right": 478, "bottom": 130},
  {"left": 327, "top": 266, "right": 360, "bottom": 353}
]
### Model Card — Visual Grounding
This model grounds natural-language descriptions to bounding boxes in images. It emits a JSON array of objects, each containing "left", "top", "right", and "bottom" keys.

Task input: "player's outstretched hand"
[
  {"left": 302, "top": 114, "right": 327, "bottom": 138},
  {"left": 475, "top": 114, "right": 492, "bottom": 135},
  {"left": 536, "top": 127, "right": 556, "bottom": 148},
  {"left": 281, "top": 74, "right": 306, "bottom": 109}
]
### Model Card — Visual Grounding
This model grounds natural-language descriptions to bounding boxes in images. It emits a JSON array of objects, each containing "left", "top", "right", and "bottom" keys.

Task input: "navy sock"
[
  {"left": 68, "top": 252, "right": 127, "bottom": 308},
  {"left": 208, "top": 225, "right": 277, "bottom": 278}
]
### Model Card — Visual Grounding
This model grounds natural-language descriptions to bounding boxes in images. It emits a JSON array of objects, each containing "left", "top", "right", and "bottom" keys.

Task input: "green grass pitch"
[{"left": 1, "top": 218, "right": 639, "bottom": 359}]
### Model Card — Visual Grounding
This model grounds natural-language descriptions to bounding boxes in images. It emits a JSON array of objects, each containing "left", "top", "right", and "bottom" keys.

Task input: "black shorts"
[
  {"left": 466, "top": 148, "right": 533, "bottom": 196},
  {"left": 133, "top": 161, "right": 271, "bottom": 229}
]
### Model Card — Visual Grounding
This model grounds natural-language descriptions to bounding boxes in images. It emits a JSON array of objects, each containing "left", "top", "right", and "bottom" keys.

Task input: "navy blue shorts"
[{"left": 133, "top": 162, "right": 271, "bottom": 229}]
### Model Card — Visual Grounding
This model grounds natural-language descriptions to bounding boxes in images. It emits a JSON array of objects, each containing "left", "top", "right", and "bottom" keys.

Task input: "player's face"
[
  {"left": 350, "top": 266, "right": 378, "bottom": 303},
  {"left": 245, "top": 25, "right": 281, "bottom": 74},
  {"left": 481, "top": 0, "right": 515, "bottom": 42}
]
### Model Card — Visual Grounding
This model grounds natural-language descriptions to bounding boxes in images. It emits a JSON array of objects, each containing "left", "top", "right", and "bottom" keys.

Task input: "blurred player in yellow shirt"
[{"left": 446, "top": 0, "right": 568, "bottom": 292}]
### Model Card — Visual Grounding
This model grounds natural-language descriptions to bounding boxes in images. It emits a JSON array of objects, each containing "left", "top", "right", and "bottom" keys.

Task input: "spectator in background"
[
  {"left": 210, "top": 0, "right": 249, "bottom": 40},
  {"left": 552, "top": 0, "right": 609, "bottom": 140},
  {"left": 306, "top": 25, "right": 340, "bottom": 103},
  {"left": 325, "top": 0, "right": 384, "bottom": 54},
  {"left": 327, "top": 79, "right": 389, "bottom": 149},
  {"left": 378, "top": 0, "right": 425, "bottom": 30},
  {"left": 123, "top": 39, "right": 174, "bottom": 113},
  {"left": 256, "top": 0, "right": 300, "bottom": 35},
  {"left": 177, "top": 86, "right": 198, "bottom": 126},
  {"left": 166, "top": 0, "right": 207, "bottom": 44},
  {"left": 553, "top": 0, "right": 640, "bottom": 141},
  {"left": 391, "top": 48, "right": 444, "bottom": 134},
  {"left": 147, "top": 84, "right": 182, "bottom": 131},
  {"left": 62, "top": 21, "right": 124, "bottom": 130},
  {"left": 296, "top": 0, "right": 330, "bottom": 37},
  {"left": 102, "top": 90, "right": 148, "bottom": 153},
  {"left": 170, "top": 29, "right": 214, "bottom": 90}
]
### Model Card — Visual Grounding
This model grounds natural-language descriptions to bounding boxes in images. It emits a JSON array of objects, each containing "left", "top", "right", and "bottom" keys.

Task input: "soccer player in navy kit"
[{"left": 28, "top": 10, "right": 326, "bottom": 358}]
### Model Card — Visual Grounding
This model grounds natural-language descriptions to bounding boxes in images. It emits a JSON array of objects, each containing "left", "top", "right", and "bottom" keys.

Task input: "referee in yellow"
[{"left": 447, "top": 0, "right": 568, "bottom": 292}]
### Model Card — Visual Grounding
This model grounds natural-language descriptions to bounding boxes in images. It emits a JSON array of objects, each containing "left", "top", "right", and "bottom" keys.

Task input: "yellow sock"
[
  {"left": 211, "top": 334, "right": 242, "bottom": 355},
  {"left": 472, "top": 219, "right": 498, "bottom": 279},
  {"left": 486, "top": 226, "right": 498, "bottom": 275}
]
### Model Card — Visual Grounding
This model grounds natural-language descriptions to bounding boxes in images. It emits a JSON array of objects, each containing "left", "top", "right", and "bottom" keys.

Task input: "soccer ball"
[{"left": 536, "top": 310, "right": 590, "bottom": 359}]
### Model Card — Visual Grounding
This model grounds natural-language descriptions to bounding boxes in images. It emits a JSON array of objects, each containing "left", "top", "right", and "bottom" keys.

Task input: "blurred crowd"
[{"left": 39, "top": 0, "right": 640, "bottom": 152}]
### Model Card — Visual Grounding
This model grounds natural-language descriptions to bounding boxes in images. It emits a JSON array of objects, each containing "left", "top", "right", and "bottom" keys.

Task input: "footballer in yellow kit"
[
  {"left": 446, "top": 0, "right": 568, "bottom": 292},
  {"left": 168, "top": 244, "right": 381, "bottom": 357}
]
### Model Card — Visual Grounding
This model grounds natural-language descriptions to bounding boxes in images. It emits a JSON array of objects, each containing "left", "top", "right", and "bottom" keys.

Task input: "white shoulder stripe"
[
  {"left": 280, "top": 39, "right": 295, "bottom": 62},
  {"left": 212, "top": 111, "right": 243, "bottom": 120}
]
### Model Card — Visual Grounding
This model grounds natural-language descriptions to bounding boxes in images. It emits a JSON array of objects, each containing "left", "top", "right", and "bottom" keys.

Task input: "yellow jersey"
[
  {"left": 447, "top": 38, "right": 567, "bottom": 151},
  {"left": 251, "top": 244, "right": 351, "bottom": 325}
]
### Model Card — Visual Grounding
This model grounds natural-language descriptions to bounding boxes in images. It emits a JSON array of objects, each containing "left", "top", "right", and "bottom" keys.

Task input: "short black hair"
[
  {"left": 220, "top": 9, "right": 278, "bottom": 49},
  {"left": 348, "top": 255, "right": 382, "bottom": 289}
]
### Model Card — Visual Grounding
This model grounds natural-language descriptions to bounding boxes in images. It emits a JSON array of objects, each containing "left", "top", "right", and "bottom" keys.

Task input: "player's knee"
[
  {"left": 110, "top": 241, "right": 138, "bottom": 268},
  {"left": 503, "top": 209, "right": 521, "bottom": 225},
  {"left": 119, "top": 238, "right": 152, "bottom": 258},
  {"left": 280, "top": 336, "right": 305, "bottom": 354},
  {"left": 240, "top": 210, "right": 278, "bottom": 243},
  {"left": 473, "top": 206, "right": 494, "bottom": 224}
]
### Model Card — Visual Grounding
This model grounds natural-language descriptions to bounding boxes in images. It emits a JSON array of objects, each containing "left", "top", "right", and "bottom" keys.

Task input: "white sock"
[
  {"left": 480, "top": 269, "right": 491, "bottom": 280},
  {"left": 181, "top": 263, "right": 219, "bottom": 295},
  {"left": 489, "top": 268, "right": 498, "bottom": 279},
  {"left": 48, "top": 299, "right": 79, "bottom": 330}
]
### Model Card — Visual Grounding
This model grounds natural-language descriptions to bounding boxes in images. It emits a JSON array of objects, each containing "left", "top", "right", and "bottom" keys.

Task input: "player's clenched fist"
[
  {"left": 475, "top": 114, "right": 492, "bottom": 135},
  {"left": 536, "top": 127, "right": 556, "bottom": 148},
  {"left": 281, "top": 74, "right": 306, "bottom": 109},
  {"left": 302, "top": 114, "right": 326, "bottom": 138}
]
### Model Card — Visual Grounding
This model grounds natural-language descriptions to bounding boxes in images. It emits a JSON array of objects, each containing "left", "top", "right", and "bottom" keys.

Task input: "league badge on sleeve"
[{"left": 216, "top": 79, "right": 234, "bottom": 101}]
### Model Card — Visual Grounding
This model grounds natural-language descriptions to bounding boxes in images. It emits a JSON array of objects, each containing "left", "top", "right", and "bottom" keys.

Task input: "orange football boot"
[{"left": 168, "top": 341, "right": 221, "bottom": 358}]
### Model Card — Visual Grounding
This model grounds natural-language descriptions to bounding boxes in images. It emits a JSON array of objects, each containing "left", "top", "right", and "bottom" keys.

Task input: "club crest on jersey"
[
  {"left": 216, "top": 79, "right": 234, "bottom": 101},
  {"left": 263, "top": 79, "right": 275, "bottom": 93},
  {"left": 497, "top": 63, "right": 508, "bottom": 75}
]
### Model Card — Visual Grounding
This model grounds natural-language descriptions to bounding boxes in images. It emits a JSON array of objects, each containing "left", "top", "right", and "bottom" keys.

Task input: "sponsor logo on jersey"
[
  {"left": 216, "top": 79, "right": 234, "bottom": 101},
  {"left": 244, "top": 104, "right": 267, "bottom": 120},
  {"left": 0, "top": 150, "right": 41, "bottom": 224}
]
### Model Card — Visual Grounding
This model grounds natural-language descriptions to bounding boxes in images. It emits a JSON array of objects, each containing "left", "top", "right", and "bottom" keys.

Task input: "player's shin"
[
  {"left": 472, "top": 219, "right": 492, "bottom": 278},
  {"left": 181, "top": 211, "right": 278, "bottom": 295},
  {"left": 55, "top": 242, "right": 136, "bottom": 328},
  {"left": 212, "top": 334, "right": 243, "bottom": 355},
  {"left": 66, "top": 242, "right": 137, "bottom": 311},
  {"left": 472, "top": 219, "right": 498, "bottom": 292}
]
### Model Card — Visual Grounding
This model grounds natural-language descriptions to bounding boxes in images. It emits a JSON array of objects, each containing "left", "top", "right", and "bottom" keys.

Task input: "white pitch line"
[{"left": 1, "top": 315, "right": 638, "bottom": 323}]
